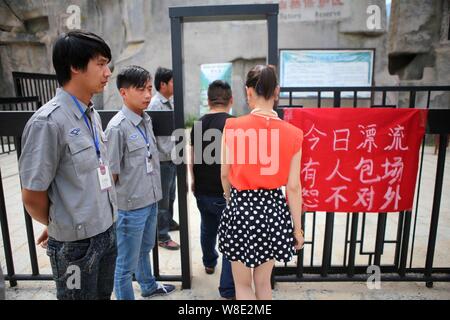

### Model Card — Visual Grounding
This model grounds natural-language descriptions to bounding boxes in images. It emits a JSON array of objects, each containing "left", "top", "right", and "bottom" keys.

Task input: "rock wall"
[
  {"left": 1, "top": 0, "right": 423, "bottom": 116},
  {"left": 388, "top": 0, "right": 450, "bottom": 109}
]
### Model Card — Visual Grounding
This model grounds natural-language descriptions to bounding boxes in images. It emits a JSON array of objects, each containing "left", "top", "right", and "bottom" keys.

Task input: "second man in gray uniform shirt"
[{"left": 106, "top": 66, "right": 175, "bottom": 300}]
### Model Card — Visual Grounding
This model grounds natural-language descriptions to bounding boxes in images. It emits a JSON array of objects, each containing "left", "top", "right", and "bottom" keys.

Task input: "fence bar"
[
  {"left": 374, "top": 213, "right": 387, "bottom": 266},
  {"left": 394, "top": 211, "right": 404, "bottom": 268},
  {"left": 0, "top": 169, "right": 17, "bottom": 287},
  {"left": 14, "top": 139, "right": 40, "bottom": 276},
  {"left": 296, "top": 213, "right": 305, "bottom": 278},
  {"left": 333, "top": 91, "right": 341, "bottom": 108},
  {"left": 424, "top": 134, "right": 448, "bottom": 287},
  {"left": 343, "top": 213, "right": 350, "bottom": 266},
  {"left": 152, "top": 238, "right": 161, "bottom": 278},
  {"left": 347, "top": 213, "right": 359, "bottom": 277},
  {"left": 409, "top": 91, "right": 416, "bottom": 108},
  {"left": 321, "top": 213, "right": 335, "bottom": 277},
  {"left": 399, "top": 211, "right": 412, "bottom": 277},
  {"left": 318, "top": 91, "right": 322, "bottom": 108}
]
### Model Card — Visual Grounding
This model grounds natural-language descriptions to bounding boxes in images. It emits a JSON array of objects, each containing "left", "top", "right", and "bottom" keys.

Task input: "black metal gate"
[
  {"left": 12, "top": 72, "right": 59, "bottom": 105},
  {"left": 0, "top": 110, "right": 180, "bottom": 288},
  {"left": 1, "top": 4, "right": 450, "bottom": 297},
  {"left": 0, "top": 97, "right": 41, "bottom": 155},
  {"left": 274, "top": 86, "right": 450, "bottom": 287}
]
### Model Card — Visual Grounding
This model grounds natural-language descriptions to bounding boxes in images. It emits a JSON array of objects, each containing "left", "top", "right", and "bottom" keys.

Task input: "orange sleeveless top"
[{"left": 224, "top": 114, "right": 303, "bottom": 191}]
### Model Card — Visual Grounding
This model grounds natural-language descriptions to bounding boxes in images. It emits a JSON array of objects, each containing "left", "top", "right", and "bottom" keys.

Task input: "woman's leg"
[
  {"left": 253, "top": 260, "right": 275, "bottom": 300},
  {"left": 231, "top": 261, "right": 256, "bottom": 300}
]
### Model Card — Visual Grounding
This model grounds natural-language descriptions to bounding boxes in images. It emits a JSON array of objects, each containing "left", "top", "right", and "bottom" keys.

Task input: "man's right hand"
[{"left": 36, "top": 228, "right": 49, "bottom": 249}]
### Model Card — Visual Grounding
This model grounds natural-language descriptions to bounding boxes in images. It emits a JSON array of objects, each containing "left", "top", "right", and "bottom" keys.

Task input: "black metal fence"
[
  {"left": 274, "top": 85, "right": 450, "bottom": 287},
  {"left": 0, "top": 71, "right": 57, "bottom": 156},
  {"left": 0, "top": 97, "right": 41, "bottom": 155},
  {"left": 0, "top": 85, "right": 449, "bottom": 294},
  {"left": 0, "top": 109, "right": 184, "bottom": 288},
  {"left": 12, "top": 72, "right": 58, "bottom": 106}
]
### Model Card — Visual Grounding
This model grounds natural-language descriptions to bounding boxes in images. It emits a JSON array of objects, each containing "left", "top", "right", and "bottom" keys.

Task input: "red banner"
[{"left": 284, "top": 108, "right": 428, "bottom": 213}]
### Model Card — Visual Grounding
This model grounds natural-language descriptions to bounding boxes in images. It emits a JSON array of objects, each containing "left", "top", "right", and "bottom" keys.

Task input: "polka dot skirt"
[{"left": 218, "top": 187, "right": 296, "bottom": 268}]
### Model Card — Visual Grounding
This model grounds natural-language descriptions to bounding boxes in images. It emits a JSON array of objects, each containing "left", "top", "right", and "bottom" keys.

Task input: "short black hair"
[
  {"left": 116, "top": 66, "right": 152, "bottom": 90},
  {"left": 208, "top": 80, "right": 232, "bottom": 107},
  {"left": 154, "top": 67, "right": 173, "bottom": 91},
  {"left": 52, "top": 30, "right": 112, "bottom": 86}
]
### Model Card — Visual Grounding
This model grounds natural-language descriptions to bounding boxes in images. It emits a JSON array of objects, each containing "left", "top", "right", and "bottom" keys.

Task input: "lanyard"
[
  {"left": 70, "top": 95, "right": 102, "bottom": 161},
  {"left": 136, "top": 123, "right": 152, "bottom": 159}
]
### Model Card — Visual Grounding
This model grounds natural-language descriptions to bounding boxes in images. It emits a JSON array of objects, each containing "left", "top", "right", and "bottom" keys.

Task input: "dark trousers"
[
  {"left": 196, "top": 194, "right": 235, "bottom": 299},
  {"left": 158, "top": 161, "right": 177, "bottom": 242},
  {"left": 47, "top": 225, "right": 117, "bottom": 300}
]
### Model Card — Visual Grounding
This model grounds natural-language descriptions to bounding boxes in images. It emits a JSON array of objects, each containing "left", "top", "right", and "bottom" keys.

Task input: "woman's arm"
[
  {"left": 220, "top": 131, "right": 231, "bottom": 202},
  {"left": 286, "top": 149, "right": 304, "bottom": 250},
  {"left": 188, "top": 144, "right": 195, "bottom": 194}
]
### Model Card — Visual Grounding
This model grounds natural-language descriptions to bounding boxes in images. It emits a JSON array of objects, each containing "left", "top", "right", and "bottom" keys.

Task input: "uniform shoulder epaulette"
[
  {"left": 36, "top": 100, "right": 61, "bottom": 119},
  {"left": 108, "top": 111, "right": 126, "bottom": 127}
]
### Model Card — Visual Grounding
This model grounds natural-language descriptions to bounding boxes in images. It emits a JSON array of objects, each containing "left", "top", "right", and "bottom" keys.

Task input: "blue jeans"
[
  {"left": 196, "top": 194, "right": 235, "bottom": 299},
  {"left": 46, "top": 225, "right": 117, "bottom": 300},
  {"left": 114, "top": 204, "right": 158, "bottom": 300},
  {"left": 158, "top": 161, "right": 177, "bottom": 242}
]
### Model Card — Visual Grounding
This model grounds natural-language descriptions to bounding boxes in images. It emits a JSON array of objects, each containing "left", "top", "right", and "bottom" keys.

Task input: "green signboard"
[{"left": 200, "top": 63, "right": 233, "bottom": 115}]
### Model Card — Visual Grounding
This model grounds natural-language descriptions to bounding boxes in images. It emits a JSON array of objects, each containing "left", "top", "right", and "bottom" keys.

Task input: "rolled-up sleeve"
[
  {"left": 19, "top": 120, "right": 60, "bottom": 191},
  {"left": 105, "top": 127, "right": 123, "bottom": 175}
]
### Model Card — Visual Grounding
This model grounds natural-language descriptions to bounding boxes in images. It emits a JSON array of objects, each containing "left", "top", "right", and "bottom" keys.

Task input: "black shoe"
[
  {"left": 158, "top": 240, "right": 180, "bottom": 251},
  {"left": 205, "top": 267, "right": 215, "bottom": 275},
  {"left": 169, "top": 222, "right": 180, "bottom": 231}
]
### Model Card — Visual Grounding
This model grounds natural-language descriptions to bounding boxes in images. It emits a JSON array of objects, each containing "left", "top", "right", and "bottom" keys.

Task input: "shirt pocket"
[
  {"left": 126, "top": 139, "right": 147, "bottom": 166},
  {"left": 68, "top": 138, "right": 98, "bottom": 176}
]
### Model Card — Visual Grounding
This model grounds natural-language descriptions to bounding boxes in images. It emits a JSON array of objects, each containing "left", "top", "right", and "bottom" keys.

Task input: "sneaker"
[
  {"left": 158, "top": 240, "right": 180, "bottom": 250},
  {"left": 205, "top": 267, "right": 215, "bottom": 275},
  {"left": 142, "top": 283, "right": 176, "bottom": 298}
]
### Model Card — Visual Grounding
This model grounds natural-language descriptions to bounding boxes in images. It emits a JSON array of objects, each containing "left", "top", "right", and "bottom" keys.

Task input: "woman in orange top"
[{"left": 218, "top": 65, "right": 304, "bottom": 300}]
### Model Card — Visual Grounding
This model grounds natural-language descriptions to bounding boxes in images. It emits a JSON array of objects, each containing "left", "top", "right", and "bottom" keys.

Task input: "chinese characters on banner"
[{"left": 284, "top": 108, "right": 428, "bottom": 213}]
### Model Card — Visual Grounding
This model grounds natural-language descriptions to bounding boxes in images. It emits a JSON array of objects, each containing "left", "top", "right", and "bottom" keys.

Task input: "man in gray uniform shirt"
[
  {"left": 106, "top": 66, "right": 175, "bottom": 300},
  {"left": 19, "top": 31, "right": 117, "bottom": 300},
  {"left": 148, "top": 67, "right": 180, "bottom": 250}
]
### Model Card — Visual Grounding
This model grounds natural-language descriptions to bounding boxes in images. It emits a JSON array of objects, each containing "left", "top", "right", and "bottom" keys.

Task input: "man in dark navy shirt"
[{"left": 189, "top": 80, "right": 235, "bottom": 300}]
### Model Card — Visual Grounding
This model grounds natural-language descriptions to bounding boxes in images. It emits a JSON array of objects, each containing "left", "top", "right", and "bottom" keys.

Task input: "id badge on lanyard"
[
  {"left": 136, "top": 124, "right": 153, "bottom": 174},
  {"left": 71, "top": 95, "right": 112, "bottom": 191},
  {"left": 146, "top": 156, "right": 154, "bottom": 174},
  {"left": 98, "top": 160, "right": 112, "bottom": 191}
]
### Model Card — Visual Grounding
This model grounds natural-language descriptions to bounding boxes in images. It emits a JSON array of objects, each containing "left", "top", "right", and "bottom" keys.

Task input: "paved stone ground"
[{"left": 1, "top": 144, "right": 450, "bottom": 300}]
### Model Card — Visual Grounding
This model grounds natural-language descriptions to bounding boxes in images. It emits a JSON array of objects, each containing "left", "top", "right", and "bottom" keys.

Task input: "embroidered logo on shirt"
[
  {"left": 129, "top": 134, "right": 139, "bottom": 140},
  {"left": 69, "top": 128, "right": 81, "bottom": 137}
]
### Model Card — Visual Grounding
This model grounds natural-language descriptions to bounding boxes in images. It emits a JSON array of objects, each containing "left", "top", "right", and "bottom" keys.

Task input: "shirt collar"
[
  {"left": 155, "top": 91, "right": 173, "bottom": 107},
  {"left": 57, "top": 88, "right": 94, "bottom": 120},
  {"left": 121, "top": 105, "right": 149, "bottom": 127}
]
